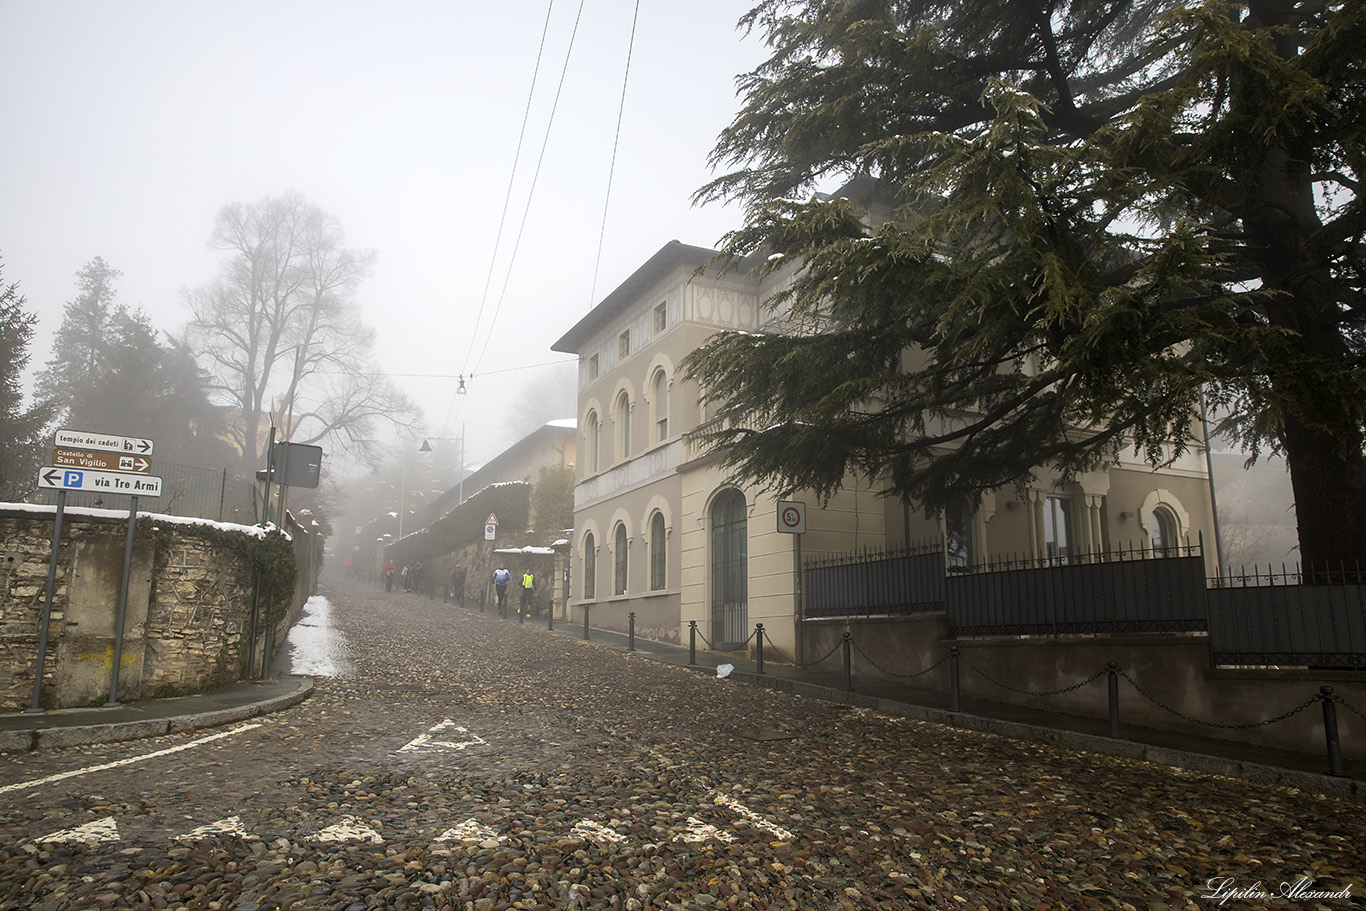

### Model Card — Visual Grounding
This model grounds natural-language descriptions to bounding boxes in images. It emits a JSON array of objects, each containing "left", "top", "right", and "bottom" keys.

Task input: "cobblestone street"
[{"left": 0, "top": 571, "right": 1360, "bottom": 910}]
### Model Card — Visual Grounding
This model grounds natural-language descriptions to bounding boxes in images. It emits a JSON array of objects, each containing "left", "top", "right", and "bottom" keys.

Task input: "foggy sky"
[{"left": 0, "top": 1, "right": 766, "bottom": 465}]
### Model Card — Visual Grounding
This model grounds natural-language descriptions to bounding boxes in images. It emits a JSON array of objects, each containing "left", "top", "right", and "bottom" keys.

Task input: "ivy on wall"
[{"left": 138, "top": 516, "right": 297, "bottom": 623}]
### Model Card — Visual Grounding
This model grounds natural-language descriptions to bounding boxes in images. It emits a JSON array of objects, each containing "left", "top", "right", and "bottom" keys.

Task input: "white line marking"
[
  {"left": 711, "top": 793, "right": 796, "bottom": 841},
  {"left": 36, "top": 816, "right": 120, "bottom": 846},
  {"left": 398, "top": 718, "right": 486, "bottom": 753},
  {"left": 436, "top": 817, "right": 503, "bottom": 844},
  {"left": 680, "top": 816, "right": 735, "bottom": 843},
  {"left": 0, "top": 723, "right": 263, "bottom": 796},
  {"left": 571, "top": 819, "right": 627, "bottom": 844},
  {"left": 313, "top": 815, "right": 383, "bottom": 843},
  {"left": 178, "top": 816, "right": 257, "bottom": 841}
]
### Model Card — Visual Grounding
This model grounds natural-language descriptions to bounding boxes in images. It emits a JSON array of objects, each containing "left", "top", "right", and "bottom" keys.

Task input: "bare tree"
[
  {"left": 502, "top": 362, "right": 577, "bottom": 446},
  {"left": 185, "top": 193, "right": 416, "bottom": 469}
]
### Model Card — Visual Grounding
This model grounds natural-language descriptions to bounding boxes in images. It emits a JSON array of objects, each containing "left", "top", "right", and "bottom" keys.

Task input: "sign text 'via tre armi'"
[{"left": 39, "top": 429, "right": 162, "bottom": 498}]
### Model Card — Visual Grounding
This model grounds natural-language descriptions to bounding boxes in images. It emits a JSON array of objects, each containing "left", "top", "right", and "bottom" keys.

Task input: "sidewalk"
[
  {"left": 463, "top": 595, "right": 1364, "bottom": 799},
  {"left": 0, "top": 676, "right": 313, "bottom": 754}
]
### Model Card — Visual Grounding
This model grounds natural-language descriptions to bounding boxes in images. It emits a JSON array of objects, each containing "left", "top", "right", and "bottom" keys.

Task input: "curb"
[{"left": 0, "top": 678, "right": 315, "bottom": 754}]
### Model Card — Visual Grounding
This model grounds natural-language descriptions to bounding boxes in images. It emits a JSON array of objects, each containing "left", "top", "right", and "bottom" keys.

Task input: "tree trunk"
[{"left": 1281, "top": 417, "right": 1366, "bottom": 579}]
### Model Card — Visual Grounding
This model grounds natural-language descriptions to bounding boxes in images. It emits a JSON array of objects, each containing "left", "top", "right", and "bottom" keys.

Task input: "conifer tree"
[
  {"left": 0, "top": 259, "right": 55, "bottom": 500},
  {"left": 686, "top": 0, "right": 1365, "bottom": 573}
]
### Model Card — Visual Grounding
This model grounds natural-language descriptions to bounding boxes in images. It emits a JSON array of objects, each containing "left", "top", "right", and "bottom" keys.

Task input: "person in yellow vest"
[{"left": 520, "top": 568, "right": 536, "bottom": 617}]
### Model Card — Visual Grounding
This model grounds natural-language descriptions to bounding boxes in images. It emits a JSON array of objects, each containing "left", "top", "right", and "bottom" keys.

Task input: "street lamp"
[{"left": 421, "top": 423, "right": 468, "bottom": 505}]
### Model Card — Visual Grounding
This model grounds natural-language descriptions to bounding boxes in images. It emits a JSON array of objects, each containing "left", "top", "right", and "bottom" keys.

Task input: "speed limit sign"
[{"left": 777, "top": 500, "right": 806, "bottom": 535}]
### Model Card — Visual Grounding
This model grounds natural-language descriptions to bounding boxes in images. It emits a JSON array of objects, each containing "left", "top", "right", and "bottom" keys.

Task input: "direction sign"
[
  {"left": 55, "top": 429, "right": 154, "bottom": 456},
  {"left": 38, "top": 466, "right": 163, "bottom": 498},
  {"left": 52, "top": 448, "right": 152, "bottom": 474}
]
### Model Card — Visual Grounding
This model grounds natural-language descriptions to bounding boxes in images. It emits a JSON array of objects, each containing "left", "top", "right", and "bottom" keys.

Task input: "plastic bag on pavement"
[{"left": 716, "top": 663, "right": 734, "bottom": 679}]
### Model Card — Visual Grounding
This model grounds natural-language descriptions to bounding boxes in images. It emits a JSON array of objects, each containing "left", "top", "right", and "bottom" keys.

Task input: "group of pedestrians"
[
  {"left": 381, "top": 558, "right": 537, "bottom": 616},
  {"left": 492, "top": 562, "right": 538, "bottom": 617},
  {"left": 382, "top": 560, "right": 425, "bottom": 593}
]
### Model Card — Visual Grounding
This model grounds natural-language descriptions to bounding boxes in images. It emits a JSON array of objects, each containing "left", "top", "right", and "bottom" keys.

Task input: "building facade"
[{"left": 552, "top": 239, "right": 1218, "bottom": 656}]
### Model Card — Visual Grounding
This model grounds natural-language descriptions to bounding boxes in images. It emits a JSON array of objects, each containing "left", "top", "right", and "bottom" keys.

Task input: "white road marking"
[
  {"left": 680, "top": 816, "right": 735, "bottom": 843},
  {"left": 36, "top": 816, "right": 120, "bottom": 846},
  {"left": 711, "top": 793, "right": 795, "bottom": 841},
  {"left": 571, "top": 819, "right": 627, "bottom": 844},
  {"left": 313, "top": 815, "right": 383, "bottom": 843},
  {"left": 0, "top": 723, "right": 263, "bottom": 796},
  {"left": 178, "top": 816, "right": 257, "bottom": 841},
  {"left": 398, "top": 719, "right": 486, "bottom": 753},
  {"left": 436, "top": 817, "right": 503, "bottom": 844}
]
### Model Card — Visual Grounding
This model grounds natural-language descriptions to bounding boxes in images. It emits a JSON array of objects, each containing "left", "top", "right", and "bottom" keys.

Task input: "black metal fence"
[
  {"left": 946, "top": 543, "right": 1209, "bottom": 637},
  {"left": 803, "top": 538, "right": 1365, "bottom": 667},
  {"left": 1208, "top": 564, "right": 1366, "bottom": 669},
  {"left": 805, "top": 541, "right": 945, "bottom": 619}
]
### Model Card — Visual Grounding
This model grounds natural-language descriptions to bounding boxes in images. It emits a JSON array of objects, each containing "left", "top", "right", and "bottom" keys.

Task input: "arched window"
[
  {"left": 649, "top": 511, "right": 667, "bottom": 590},
  {"left": 613, "top": 523, "right": 629, "bottom": 595},
  {"left": 945, "top": 496, "right": 976, "bottom": 570},
  {"left": 1150, "top": 506, "right": 1178, "bottom": 557},
  {"left": 651, "top": 368, "right": 669, "bottom": 443},
  {"left": 585, "top": 410, "right": 599, "bottom": 474},
  {"left": 582, "top": 531, "right": 596, "bottom": 600},
  {"left": 615, "top": 391, "right": 631, "bottom": 461}
]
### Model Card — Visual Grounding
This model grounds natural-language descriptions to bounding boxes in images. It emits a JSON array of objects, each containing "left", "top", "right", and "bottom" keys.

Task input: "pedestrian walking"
[
  {"left": 384, "top": 559, "right": 397, "bottom": 592},
  {"left": 493, "top": 563, "right": 511, "bottom": 616},
  {"left": 451, "top": 564, "right": 466, "bottom": 604},
  {"left": 520, "top": 567, "right": 536, "bottom": 617},
  {"left": 413, "top": 562, "right": 425, "bottom": 596}
]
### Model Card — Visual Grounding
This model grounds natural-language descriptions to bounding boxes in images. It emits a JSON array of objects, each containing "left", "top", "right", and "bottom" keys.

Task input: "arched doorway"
[{"left": 710, "top": 488, "right": 748, "bottom": 647}]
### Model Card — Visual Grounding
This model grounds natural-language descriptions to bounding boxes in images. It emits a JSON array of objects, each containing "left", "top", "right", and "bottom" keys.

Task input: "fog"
[{"left": 0, "top": 1, "right": 766, "bottom": 465}]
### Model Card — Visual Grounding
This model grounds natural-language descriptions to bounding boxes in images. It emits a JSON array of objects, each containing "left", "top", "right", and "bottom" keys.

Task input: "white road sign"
[
  {"left": 55, "top": 429, "right": 154, "bottom": 456},
  {"left": 38, "top": 466, "right": 163, "bottom": 498},
  {"left": 777, "top": 500, "right": 807, "bottom": 534}
]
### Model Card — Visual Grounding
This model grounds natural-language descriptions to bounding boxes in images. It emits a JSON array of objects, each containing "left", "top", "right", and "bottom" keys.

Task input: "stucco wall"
[{"left": 0, "top": 507, "right": 317, "bottom": 711}]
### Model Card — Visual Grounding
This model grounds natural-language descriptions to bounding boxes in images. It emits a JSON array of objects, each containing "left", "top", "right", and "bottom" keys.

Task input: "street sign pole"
[
  {"left": 105, "top": 495, "right": 139, "bottom": 706},
  {"left": 27, "top": 489, "right": 67, "bottom": 713}
]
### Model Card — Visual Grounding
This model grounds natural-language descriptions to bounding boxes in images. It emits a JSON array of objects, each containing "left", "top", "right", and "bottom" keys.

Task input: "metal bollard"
[
  {"left": 628, "top": 612, "right": 636, "bottom": 651},
  {"left": 756, "top": 624, "right": 765, "bottom": 674},
  {"left": 949, "top": 646, "right": 960, "bottom": 712},
  {"left": 689, "top": 620, "right": 697, "bottom": 665},
  {"left": 518, "top": 596, "right": 525, "bottom": 623},
  {"left": 842, "top": 632, "right": 853, "bottom": 691},
  {"left": 582, "top": 605, "right": 591, "bottom": 641},
  {"left": 548, "top": 602, "right": 554, "bottom": 631},
  {"left": 1107, "top": 661, "right": 1120, "bottom": 738},
  {"left": 1321, "top": 686, "right": 1343, "bottom": 777}
]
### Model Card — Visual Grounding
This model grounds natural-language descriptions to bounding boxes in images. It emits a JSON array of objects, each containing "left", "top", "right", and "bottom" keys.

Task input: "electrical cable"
[{"left": 588, "top": 0, "right": 642, "bottom": 306}]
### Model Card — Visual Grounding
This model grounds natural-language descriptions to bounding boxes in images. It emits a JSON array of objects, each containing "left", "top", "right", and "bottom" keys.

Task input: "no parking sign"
[{"left": 777, "top": 500, "right": 806, "bottom": 535}]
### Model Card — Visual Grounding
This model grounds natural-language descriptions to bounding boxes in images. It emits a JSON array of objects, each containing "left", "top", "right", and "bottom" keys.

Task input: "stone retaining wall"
[{"left": 0, "top": 507, "right": 319, "bottom": 710}]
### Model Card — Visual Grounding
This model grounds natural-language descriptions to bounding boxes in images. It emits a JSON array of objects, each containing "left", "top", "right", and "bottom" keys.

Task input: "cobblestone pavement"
[{"left": 0, "top": 573, "right": 1360, "bottom": 911}]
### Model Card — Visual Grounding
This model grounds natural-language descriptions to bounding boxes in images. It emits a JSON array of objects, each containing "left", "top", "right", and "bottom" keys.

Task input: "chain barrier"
[
  {"left": 1330, "top": 692, "right": 1366, "bottom": 721},
  {"left": 1115, "top": 669, "right": 1322, "bottom": 730},
  {"left": 960, "top": 652, "right": 1108, "bottom": 697},
  {"left": 848, "top": 638, "right": 950, "bottom": 680},
  {"left": 693, "top": 625, "right": 716, "bottom": 651},
  {"left": 795, "top": 638, "right": 846, "bottom": 670}
]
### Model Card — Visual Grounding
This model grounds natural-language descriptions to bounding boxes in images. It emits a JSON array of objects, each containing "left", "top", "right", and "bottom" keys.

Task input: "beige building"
[{"left": 552, "top": 239, "right": 1217, "bottom": 657}]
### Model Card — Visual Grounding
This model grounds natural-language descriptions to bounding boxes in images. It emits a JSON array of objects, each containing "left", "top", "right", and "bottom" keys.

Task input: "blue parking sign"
[{"left": 64, "top": 470, "right": 83, "bottom": 487}]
